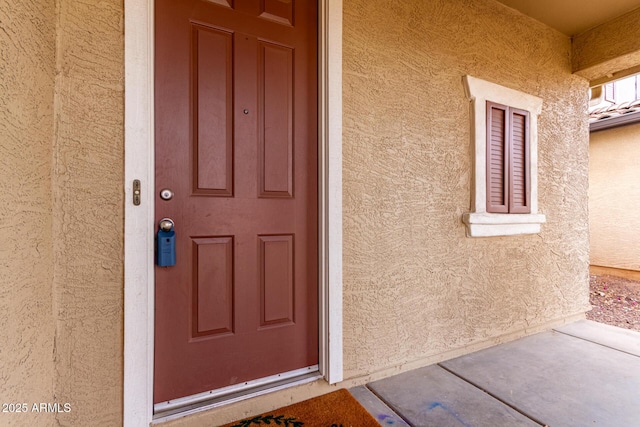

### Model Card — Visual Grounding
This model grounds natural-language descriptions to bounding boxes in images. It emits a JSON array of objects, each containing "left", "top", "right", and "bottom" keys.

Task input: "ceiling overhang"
[{"left": 495, "top": 0, "right": 640, "bottom": 36}]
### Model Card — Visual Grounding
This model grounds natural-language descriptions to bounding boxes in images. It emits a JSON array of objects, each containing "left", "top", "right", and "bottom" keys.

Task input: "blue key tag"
[{"left": 157, "top": 228, "right": 176, "bottom": 267}]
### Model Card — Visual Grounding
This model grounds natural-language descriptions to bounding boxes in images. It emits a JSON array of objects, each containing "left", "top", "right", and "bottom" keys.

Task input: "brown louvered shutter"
[
  {"left": 509, "top": 108, "right": 530, "bottom": 213},
  {"left": 486, "top": 102, "right": 509, "bottom": 213}
]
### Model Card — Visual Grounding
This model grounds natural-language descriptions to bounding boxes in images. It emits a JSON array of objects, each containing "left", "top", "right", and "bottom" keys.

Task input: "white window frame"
[
  {"left": 123, "top": 1, "right": 343, "bottom": 425},
  {"left": 462, "top": 75, "right": 546, "bottom": 237}
]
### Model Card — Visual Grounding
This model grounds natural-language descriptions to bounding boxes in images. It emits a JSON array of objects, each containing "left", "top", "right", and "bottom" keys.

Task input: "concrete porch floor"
[{"left": 350, "top": 320, "right": 640, "bottom": 427}]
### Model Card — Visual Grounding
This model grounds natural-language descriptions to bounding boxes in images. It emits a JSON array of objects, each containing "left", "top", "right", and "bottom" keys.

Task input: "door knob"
[{"left": 159, "top": 218, "right": 174, "bottom": 232}]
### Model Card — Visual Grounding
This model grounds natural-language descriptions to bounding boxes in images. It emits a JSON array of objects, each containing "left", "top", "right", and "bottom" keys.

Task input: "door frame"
[{"left": 123, "top": 0, "right": 343, "bottom": 425}]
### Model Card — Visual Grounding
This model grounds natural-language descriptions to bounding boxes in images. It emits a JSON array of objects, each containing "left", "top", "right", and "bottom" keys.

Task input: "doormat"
[{"left": 221, "top": 389, "right": 380, "bottom": 427}]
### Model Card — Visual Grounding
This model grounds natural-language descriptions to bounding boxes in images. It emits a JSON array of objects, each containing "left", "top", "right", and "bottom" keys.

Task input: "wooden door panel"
[
  {"left": 259, "top": 41, "right": 293, "bottom": 197},
  {"left": 260, "top": 234, "right": 294, "bottom": 327},
  {"left": 192, "top": 236, "right": 234, "bottom": 337},
  {"left": 207, "top": 0, "right": 234, "bottom": 8},
  {"left": 155, "top": 0, "right": 317, "bottom": 405},
  {"left": 192, "top": 25, "right": 234, "bottom": 195},
  {"left": 259, "top": 0, "right": 294, "bottom": 26}
]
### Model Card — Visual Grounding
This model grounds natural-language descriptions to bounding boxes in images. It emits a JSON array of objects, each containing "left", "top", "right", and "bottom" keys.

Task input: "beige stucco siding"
[
  {"left": 51, "top": 0, "right": 125, "bottom": 426},
  {"left": 589, "top": 123, "right": 640, "bottom": 272},
  {"left": 0, "top": 1, "right": 124, "bottom": 424},
  {"left": 1, "top": 0, "right": 595, "bottom": 425},
  {"left": 342, "top": 0, "right": 590, "bottom": 379},
  {"left": 0, "top": 1, "right": 56, "bottom": 425}
]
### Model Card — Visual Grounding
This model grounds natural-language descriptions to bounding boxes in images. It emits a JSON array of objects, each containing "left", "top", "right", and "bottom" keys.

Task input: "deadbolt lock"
[{"left": 160, "top": 188, "right": 174, "bottom": 201}]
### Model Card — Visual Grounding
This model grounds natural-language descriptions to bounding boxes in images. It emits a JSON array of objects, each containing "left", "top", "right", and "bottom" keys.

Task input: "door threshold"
[{"left": 153, "top": 365, "right": 321, "bottom": 422}]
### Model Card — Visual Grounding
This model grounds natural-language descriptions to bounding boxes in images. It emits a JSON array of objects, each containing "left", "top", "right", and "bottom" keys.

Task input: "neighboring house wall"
[
  {"left": 589, "top": 122, "right": 640, "bottom": 272},
  {"left": 1, "top": 0, "right": 593, "bottom": 425},
  {"left": 341, "top": 0, "right": 590, "bottom": 379},
  {"left": 0, "top": 1, "right": 56, "bottom": 425}
]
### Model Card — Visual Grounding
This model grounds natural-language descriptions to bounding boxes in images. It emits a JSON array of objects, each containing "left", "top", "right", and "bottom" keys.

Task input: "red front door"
[{"left": 154, "top": 0, "right": 318, "bottom": 404}]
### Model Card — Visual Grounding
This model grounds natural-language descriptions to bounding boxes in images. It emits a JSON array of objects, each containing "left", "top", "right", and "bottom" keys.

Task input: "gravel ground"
[{"left": 587, "top": 274, "right": 640, "bottom": 332}]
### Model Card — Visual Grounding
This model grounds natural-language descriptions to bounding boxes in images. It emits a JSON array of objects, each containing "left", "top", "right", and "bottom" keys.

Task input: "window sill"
[{"left": 462, "top": 213, "right": 546, "bottom": 237}]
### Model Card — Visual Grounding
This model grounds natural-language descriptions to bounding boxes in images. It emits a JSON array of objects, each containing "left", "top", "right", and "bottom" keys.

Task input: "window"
[
  {"left": 486, "top": 102, "right": 530, "bottom": 214},
  {"left": 602, "top": 75, "right": 640, "bottom": 104},
  {"left": 462, "top": 76, "right": 545, "bottom": 237},
  {"left": 604, "top": 82, "right": 616, "bottom": 103}
]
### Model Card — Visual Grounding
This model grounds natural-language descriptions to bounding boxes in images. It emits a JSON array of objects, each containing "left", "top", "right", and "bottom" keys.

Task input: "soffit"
[{"left": 495, "top": 0, "right": 640, "bottom": 36}]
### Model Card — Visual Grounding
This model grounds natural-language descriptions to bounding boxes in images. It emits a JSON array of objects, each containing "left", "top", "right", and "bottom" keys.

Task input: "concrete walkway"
[{"left": 351, "top": 320, "right": 640, "bottom": 427}]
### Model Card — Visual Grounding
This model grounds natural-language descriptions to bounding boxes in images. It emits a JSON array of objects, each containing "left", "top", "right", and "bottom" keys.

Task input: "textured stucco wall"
[
  {"left": 50, "top": 0, "right": 124, "bottom": 425},
  {"left": 342, "top": 0, "right": 590, "bottom": 379},
  {"left": 590, "top": 123, "right": 640, "bottom": 272},
  {"left": 1, "top": 1, "right": 124, "bottom": 424},
  {"left": 572, "top": 7, "right": 640, "bottom": 83},
  {"left": 1, "top": 0, "right": 594, "bottom": 425},
  {"left": 0, "top": 1, "right": 56, "bottom": 426}
]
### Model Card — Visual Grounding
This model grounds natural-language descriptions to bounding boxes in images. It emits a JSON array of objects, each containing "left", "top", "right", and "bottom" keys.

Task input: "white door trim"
[
  {"left": 123, "top": 1, "right": 343, "bottom": 425},
  {"left": 318, "top": 0, "right": 343, "bottom": 386}
]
